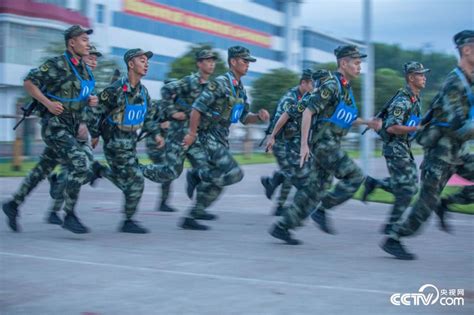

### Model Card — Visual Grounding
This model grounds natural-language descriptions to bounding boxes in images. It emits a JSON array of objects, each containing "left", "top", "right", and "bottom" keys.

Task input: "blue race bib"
[
  {"left": 230, "top": 103, "right": 244, "bottom": 123},
  {"left": 325, "top": 101, "right": 358, "bottom": 129}
]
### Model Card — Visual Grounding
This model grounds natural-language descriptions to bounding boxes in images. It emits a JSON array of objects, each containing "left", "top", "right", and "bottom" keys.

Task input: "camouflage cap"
[
  {"left": 124, "top": 48, "right": 153, "bottom": 64},
  {"left": 195, "top": 49, "right": 218, "bottom": 61},
  {"left": 89, "top": 45, "right": 102, "bottom": 57},
  {"left": 228, "top": 46, "right": 256, "bottom": 62},
  {"left": 164, "top": 78, "right": 178, "bottom": 84},
  {"left": 454, "top": 30, "right": 474, "bottom": 47},
  {"left": 312, "top": 69, "right": 331, "bottom": 81},
  {"left": 301, "top": 68, "right": 313, "bottom": 80},
  {"left": 334, "top": 45, "right": 367, "bottom": 59},
  {"left": 403, "top": 61, "right": 430, "bottom": 74},
  {"left": 64, "top": 25, "right": 93, "bottom": 41}
]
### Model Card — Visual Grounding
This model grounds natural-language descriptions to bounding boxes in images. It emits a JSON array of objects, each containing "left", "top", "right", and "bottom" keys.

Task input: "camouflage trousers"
[
  {"left": 50, "top": 140, "right": 94, "bottom": 213},
  {"left": 12, "top": 120, "right": 92, "bottom": 214},
  {"left": 272, "top": 139, "right": 293, "bottom": 207},
  {"left": 188, "top": 133, "right": 244, "bottom": 218},
  {"left": 373, "top": 155, "right": 418, "bottom": 225},
  {"left": 146, "top": 136, "right": 171, "bottom": 205},
  {"left": 392, "top": 153, "right": 474, "bottom": 239},
  {"left": 279, "top": 145, "right": 363, "bottom": 229},
  {"left": 103, "top": 136, "right": 175, "bottom": 220}
]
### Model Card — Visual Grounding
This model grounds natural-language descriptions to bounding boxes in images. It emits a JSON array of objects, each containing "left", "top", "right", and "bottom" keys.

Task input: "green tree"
[
  {"left": 166, "top": 43, "right": 227, "bottom": 80},
  {"left": 374, "top": 68, "right": 405, "bottom": 113},
  {"left": 250, "top": 68, "right": 299, "bottom": 114},
  {"left": 374, "top": 42, "right": 457, "bottom": 110}
]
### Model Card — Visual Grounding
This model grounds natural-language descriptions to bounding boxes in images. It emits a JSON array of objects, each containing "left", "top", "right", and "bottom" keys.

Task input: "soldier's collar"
[
  {"left": 65, "top": 50, "right": 82, "bottom": 67},
  {"left": 456, "top": 66, "right": 473, "bottom": 84},
  {"left": 196, "top": 71, "right": 209, "bottom": 84},
  {"left": 227, "top": 71, "right": 242, "bottom": 88},
  {"left": 334, "top": 71, "right": 349, "bottom": 88},
  {"left": 121, "top": 76, "right": 142, "bottom": 94},
  {"left": 402, "top": 85, "right": 418, "bottom": 103}
]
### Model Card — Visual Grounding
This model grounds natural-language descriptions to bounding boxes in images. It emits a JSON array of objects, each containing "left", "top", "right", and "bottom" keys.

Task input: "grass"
[
  {"left": 353, "top": 186, "right": 473, "bottom": 215},
  {"left": 0, "top": 153, "right": 276, "bottom": 177}
]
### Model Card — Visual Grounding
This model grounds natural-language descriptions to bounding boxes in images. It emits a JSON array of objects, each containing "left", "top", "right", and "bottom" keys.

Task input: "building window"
[{"left": 96, "top": 4, "right": 105, "bottom": 24}]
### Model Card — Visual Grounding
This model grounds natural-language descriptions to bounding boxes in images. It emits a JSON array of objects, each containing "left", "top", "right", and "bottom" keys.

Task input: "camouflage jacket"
[
  {"left": 161, "top": 72, "right": 208, "bottom": 121},
  {"left": 419, "top": 67, "right": 473, "bottom": 164},
  {"left": 268, "top": 86, "right": 303, "bottom": 141},
  {"left": 25, "top": 50, "right": 94, "bottom": 132},
  {"left": 381, "top": 86, "right": 422, "bottom": 157},
  {"left": 192, "top": 71, "right": 250, "bottom": 142},
  {"left": 90, "top": 77, "right": 158, "bottom": 142},
  {"left": 303, "top": 72, "right": 357, "bottom": 148},
  {"left": 145, "top": 100, "right": 167, "bottom": 149}
]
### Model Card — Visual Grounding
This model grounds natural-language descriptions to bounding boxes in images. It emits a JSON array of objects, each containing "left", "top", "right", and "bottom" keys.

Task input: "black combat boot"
[
  {"left": 46, "top": 211, "right": 63, "bottom": 225},
  {"left": 179, "top": 217, "right": 209, "bottom": 230},
  {"left": 311, "top": 209, "right": 336, "bottom": 234},
  {"left": 186, "top": 170, "right": 201, "bottom": 199},
  {"left": 62, "top": 213, "right": 90, "bottom": 234},
  {"left": 193, "top": 211, "right": 218, "bottom": 220},
  {"left": 269, "top": 224, "right": 302, "bottom": 245},
  {"left": 381, "top": 237, "right": 416, "bottom": 260},
  {"left": 2, "top": 200, "right": 19, "bottom": 232},
  {"left": 119, "top": 219, "right": 149, "bottom": 234},
  {"left": 158, "top": 201, "right": 177, "bottom": 212}
]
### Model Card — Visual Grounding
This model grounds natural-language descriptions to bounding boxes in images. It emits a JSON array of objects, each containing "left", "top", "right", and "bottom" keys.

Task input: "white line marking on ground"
[{"left": 0, "top": 251, "right": 393, "bottom": 295}]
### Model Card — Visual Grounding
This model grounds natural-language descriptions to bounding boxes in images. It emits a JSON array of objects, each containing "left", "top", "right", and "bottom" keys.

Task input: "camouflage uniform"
[
  {"left": 2, "top": 26, "right": 99, "bottom": 232},
  {"left": 279, "top": 69, "right": 365, "bottom": 230},
  {"left": 160, "top": 71, "right": 211, "bottom": 180},
  {"left": 89, "top": 49, "right": 175, "bottom": 226},
  {"left": 184, "top": 69, "right": 256, "bottom": 219},
  {"left": 48, "top": 46, "right": 104, "bottom": 219},
  {"left": 145, "top": 100, "right": 172, "bottom": 210},
  {"left": 266, "top": 86, "right": 304, "bottom": 209},
  {"left": 365, "top": 84, "right": 424, "bottom": 229},
  {"left": 390, "top": 66, "right": 474, "bottom": 239}
]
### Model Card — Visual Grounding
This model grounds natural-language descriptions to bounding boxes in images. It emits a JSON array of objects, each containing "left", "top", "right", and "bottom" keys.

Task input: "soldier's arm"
[
  {"left": 161, "top": 78, "right": 188, "bottom": 120},
  {"left": 143, "top": 98, "right": 161, "bottom": 138},
  {"left": 242, "top": 90, "right": 270, "bottom": 124},
  {"left": 385, "top": 99, "right": 417, "bottom": 134},
  {"left": 88, "top": 86, "right": 115, "bottom": 138},
  {"left": 24, "top": 60, "right": 63, "bottom": 115},
  {"left": 442, "top": 83, "right": 469, "bottom": 130},
  {"left": 270, "top": 112, "right": 289, "bottom": 138},
  {"left": 299, "top": 108, "right": 313, "bottom": 167}
]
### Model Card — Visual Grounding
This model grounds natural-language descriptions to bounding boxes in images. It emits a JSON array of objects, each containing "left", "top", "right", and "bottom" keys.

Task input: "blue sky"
[{"left": 300, "top": 0, "right": 474, "bottom": 55}]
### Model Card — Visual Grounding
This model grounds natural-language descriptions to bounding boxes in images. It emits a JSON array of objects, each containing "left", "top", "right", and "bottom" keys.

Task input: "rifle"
[
  {"left": 13, "top": 99, "right": 39, "bottom": 130},
  {"left": 420, "top": 92, "right": 442, "bottom": 125},
  {"left": 110, "top": 69, "right": 121, "bottom": 83},
  {"left": 361, "top": 90, "right": 402, "bottom": 135}
]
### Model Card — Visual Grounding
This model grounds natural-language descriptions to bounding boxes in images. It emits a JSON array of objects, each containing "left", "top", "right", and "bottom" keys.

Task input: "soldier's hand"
[
  {"left": 265, "top": 136, "right": 275, "bottom": 153},
  {"left": 160, "top": 121, "right": 170, "bottom": 129},
  {"left": 46, "top": 101, "right": 64, "bottom": 115},
  {"left": 367, "top": 118, "right": 382, "bottom": 131},
  {"left": 182, "top": 133, "right": 196, "bottom": 148},
  {"left": 172, "top": 112, "right": 187, "bottom": 121},
  {"left": 88, "top": 95, "right": 99, "bottom": 107},
  {"left": 91, "top": 137, "right": 99, "bottom": 149},
  {"left": 258, "top": 109, "right": 270, "bottom": 122},
  {"left": 299, "top": 143, "right": 310, "bottom": 168},
  {"left": 77, "top": 123, "right": 89, "bottom": 141},
  {"left": 155, "top": 135, "right": 165, "bottom": 149}
]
